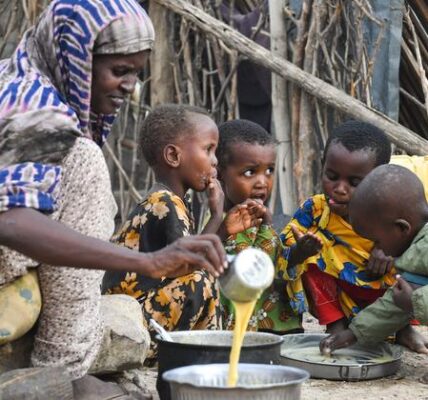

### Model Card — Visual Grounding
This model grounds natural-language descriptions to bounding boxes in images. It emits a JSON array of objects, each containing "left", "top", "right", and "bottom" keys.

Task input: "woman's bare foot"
[
  {"left": 396, "top": 325, "right": 428, "bottom": 354},
  {"left": 326, "top": 317, "right": 348, "bottom": 334}
]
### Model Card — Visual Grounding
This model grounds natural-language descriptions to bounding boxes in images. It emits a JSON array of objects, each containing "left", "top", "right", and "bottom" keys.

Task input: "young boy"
[
  {"left": 278, "top": 121, "right": 417, "bottom": 337},
  {"left": 217, "top": 119, "right": 302, "bottom": 333},
  {"left": 320, "top": 164, "right": 428, "bottom": 354}
]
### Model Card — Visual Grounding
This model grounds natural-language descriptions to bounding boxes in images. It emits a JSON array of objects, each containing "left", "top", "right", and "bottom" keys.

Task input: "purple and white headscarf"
[{"left": 0, "top": 0, "right": 154, "bottom": 213}]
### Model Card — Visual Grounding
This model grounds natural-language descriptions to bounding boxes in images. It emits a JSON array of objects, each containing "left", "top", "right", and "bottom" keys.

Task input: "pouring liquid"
[{"left": 227, "top": 299, "right": 257, "bottom": 387}]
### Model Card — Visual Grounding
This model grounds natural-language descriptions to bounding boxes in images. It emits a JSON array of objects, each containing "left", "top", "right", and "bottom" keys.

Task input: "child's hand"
[
  {"left": 366, "top": 247, "right": 394, "bottom": 277},
  {"left": 206, "top": 177, "right": 224, "bottom": 219},
  {"left": 223, "top": 199, "right": 264, "bottom": 236},
  {"left": 262, "top": 206, "right": 273, "bottom": 225},
  {"left": 288, "top": 224, "right": 322, "bottom": 266},
  {"left": 319, "top": 329, "right": 357, "bottom": 355},
  {"left": 392, "top": 276, "right": 414, "bottom": 314},
  {"left": 247, "top": 199, "right": 266, "bottom": 220}
]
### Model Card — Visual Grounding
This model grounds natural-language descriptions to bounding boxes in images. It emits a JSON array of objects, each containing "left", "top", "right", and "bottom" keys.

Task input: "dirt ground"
[{"left": 142, "top": 314, "right": 428, "bottom": 400}]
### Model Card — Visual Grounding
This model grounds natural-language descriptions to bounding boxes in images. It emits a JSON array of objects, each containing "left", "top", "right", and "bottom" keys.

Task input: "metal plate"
[{"left": 280, "top": 334, "right": 402, "bottom": 381}]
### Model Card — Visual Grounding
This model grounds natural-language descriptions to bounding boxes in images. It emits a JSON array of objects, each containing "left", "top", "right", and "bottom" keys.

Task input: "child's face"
[
  {"left": 179, "top": 116, "right": 219, "bottom": 192},
  {"left": 350, "top": 207, "right": 411, "bottom": 257},
  {"left": 322, "top": 142, "right": 377, "bottom": 219},
  {"left": 219, "top": 142, "right": 276, "bottom": 205}
]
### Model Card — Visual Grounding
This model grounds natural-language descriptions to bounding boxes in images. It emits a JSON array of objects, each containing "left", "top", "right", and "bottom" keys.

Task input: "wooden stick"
[
  {"left": 269, "top": 0, "right": 296, "bottom": 214},
  {"left": 405, "top": 9, "right": 428, "bottom": 119},
  {"left": 104, "top": 142, "right": 143, "bottom": 203},
  {"left": 154, "top": 0, "right": 428, "bottom": 155}
]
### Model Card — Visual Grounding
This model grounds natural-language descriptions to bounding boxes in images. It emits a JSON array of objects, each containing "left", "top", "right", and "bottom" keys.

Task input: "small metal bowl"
[{"left": 163, "top": 363, "right": 309, "bottom": 400}]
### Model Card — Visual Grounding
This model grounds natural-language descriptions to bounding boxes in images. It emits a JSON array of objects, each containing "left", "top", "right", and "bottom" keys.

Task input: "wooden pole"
[
  {"left": 269, "top": 0, "right": 296, "bottom": 214},
  {"left": 149, "top": 1, "right": 175, "bottom": 105},
  {"left": 153, "top": 0, "right": 428, "bottom": 155}
]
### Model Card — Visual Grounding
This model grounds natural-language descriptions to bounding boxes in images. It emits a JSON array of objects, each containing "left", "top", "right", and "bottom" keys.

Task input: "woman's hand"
[
  {"left": 148, "top": 234, "right": 227, "bottom": 278},
  {"left": 366, "top": 247, "right": 394, "bottom": 277},
  {"left": 288, "top": 224, "right": 322, "bottom": 267}
]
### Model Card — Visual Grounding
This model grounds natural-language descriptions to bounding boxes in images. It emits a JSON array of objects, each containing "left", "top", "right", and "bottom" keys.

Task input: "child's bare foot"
[
  {"left": 396, "top": 325, "right": 428, "bottom": 354},
  {"left": 319, "top": 329, "right": 357, "bottom": 355},
  {"left": 326, "top": 317, "right": 348, "bottom": 335}
]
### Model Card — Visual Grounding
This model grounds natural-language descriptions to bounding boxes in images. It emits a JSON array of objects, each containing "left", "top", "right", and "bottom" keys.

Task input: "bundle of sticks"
[{"left": 399, "top": 0, "right": 428, "bottom": 139}]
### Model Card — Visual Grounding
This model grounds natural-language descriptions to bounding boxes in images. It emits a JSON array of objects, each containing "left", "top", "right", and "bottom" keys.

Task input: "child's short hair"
[
  {"left": 351, "top": 164, "right": 426, "bottom": 217},
  {"left": 217, "top": 119, "right": 276, "bottom": 169},
  {"left": 140, "top": 103, "right": 210, "bottom": 166},
  {"left": 323, "top": 120, "right": 391, "bottom": 166}
]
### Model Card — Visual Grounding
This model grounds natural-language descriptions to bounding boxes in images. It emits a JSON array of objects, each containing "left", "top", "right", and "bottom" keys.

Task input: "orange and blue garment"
[{"left": 278, "top": 194, "right": 396, "bottom": 318}]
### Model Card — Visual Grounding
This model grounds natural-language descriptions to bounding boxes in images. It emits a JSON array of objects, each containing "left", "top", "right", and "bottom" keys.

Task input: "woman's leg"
[{"left": 31, "top": 138, "right": 117, "bottom": 379}]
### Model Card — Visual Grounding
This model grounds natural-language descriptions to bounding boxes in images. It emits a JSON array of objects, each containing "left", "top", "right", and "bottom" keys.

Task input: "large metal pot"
[
  {"left": 156, "top": 331, "right": 283, "bottom": 400},
  {"left": 163, "top": 363, "right": 309, "bottom": 400}
]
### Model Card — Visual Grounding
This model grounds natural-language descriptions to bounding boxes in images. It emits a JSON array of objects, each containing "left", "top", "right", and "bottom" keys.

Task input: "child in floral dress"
[{"left": 102, "top": 105, "right": 261, "bottom": 357}]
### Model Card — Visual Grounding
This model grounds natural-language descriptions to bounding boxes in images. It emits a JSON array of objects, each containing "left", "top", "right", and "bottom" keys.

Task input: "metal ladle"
[{"left": 150, "top": 319, "right": 173, "bottom": 342}]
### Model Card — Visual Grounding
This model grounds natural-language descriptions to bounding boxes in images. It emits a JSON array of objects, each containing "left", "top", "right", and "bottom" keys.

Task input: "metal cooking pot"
[
  {"left": 156, "top": 331, "right": 283, "bottom": 400},
  {"left": 163, "top": 363, "right": 309, "bottom": 400},
  {"left": 280, "top": 333, "right": 402, "bottom": 381}
]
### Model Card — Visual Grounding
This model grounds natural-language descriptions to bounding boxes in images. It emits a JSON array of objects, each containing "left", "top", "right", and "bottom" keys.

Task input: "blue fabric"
[
  {"left": 0, "top": 163, "right": 61, "bottom": 212},
  {"left": 401, "top": 272, "right": 428, "bottom": 286},
  {"left": 293, "top": 198, "right": 315, "bottom": 229}
]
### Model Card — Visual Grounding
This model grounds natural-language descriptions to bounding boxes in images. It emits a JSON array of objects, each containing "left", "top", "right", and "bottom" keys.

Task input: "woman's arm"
[{"left": 0, "top": 208, "right": 226, "bottom": 278}]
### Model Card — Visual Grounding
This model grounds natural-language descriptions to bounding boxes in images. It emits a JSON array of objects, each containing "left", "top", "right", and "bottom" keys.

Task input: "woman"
[{"left": 0, "top": 0, "right": 225, "bottom": 389}]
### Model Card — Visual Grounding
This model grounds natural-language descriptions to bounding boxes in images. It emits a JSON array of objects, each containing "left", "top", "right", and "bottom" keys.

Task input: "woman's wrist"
[{"left": 136, "top": 251, "right": 159, "bottom": 278}]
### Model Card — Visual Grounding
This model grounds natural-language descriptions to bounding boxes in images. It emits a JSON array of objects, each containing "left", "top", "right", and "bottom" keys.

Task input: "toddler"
[
  {"left": 279, "top": 121, "right": 393, "bottom": 329},
  {"left": 321, "top": 165, "right": 428, "bottom": 354},
  {"left": 217, "top": 119, "right": 302, "bottom": 334}
]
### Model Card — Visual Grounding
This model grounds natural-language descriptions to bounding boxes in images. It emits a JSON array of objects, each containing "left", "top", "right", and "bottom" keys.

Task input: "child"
[
  {"left": 217, "top": 119, "right": 302, "bottom": 334},
  {"left": 278, "top": 120, "right": 414, "bottom": 337},
  {"left": 102, "top": 105, "right": 260, "bottom": 353},
  {"left": 102, "top": 104, "right": 226, "bottom": 350},
  {"left": 320, "top": 165, "right": 428, "bottom": 354}
]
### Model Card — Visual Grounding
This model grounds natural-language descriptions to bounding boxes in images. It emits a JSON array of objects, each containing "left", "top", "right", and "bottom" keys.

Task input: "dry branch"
[{"left": 154, "top": 0, "right": 428, "bottom": 155}]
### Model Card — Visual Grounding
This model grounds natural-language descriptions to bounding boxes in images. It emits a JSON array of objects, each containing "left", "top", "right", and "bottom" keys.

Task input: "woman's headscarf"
[{"left": 0, "top": 0, "right": 154, "bottom": 213}]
